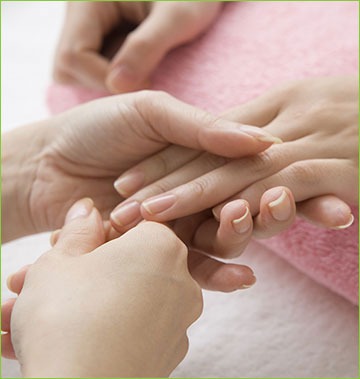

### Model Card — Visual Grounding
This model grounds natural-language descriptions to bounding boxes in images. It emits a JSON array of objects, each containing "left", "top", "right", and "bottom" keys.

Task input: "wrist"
[{"left": 2, "top": 122, "right": 51, "bottom": 241}]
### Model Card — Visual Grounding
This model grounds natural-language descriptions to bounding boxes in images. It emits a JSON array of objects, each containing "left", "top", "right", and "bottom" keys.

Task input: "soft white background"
[{"left": 1, "top": 2, "right": 358, "bottom": 378}]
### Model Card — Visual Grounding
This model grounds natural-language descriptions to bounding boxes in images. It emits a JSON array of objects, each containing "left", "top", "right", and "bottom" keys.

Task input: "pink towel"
[{"left": 47, "top": 1, "right": 358, "bottom": 304}]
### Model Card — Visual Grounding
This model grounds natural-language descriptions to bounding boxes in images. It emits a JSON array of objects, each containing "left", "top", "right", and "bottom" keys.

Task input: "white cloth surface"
[{"left": 1, "top": 2, "right": 358, "bottom": 378}]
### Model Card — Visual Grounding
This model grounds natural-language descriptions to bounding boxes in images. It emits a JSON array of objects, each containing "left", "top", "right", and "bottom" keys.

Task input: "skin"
[
  {"left": 111, "top": 76, "right": 357, "bottom": 256},
  {"left": 3, "top": 90, "right": 279, "bottom": 289},
  {"left": 2, "top": 199, "right": 203, "bottom": 378},
  {"left": 54, "top": 1, "right": 222, "bottom": 92}
]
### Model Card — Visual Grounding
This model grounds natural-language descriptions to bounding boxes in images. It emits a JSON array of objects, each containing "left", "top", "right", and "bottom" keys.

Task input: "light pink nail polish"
[
  {"left": 111, "top": 201, "right": 141, "bottom": 227},
  {"left": 142, "top": 194, "right": 177, "bottom": 215},
  {"left": 114, "top": 172, "right": 145, "bottom": 197}
]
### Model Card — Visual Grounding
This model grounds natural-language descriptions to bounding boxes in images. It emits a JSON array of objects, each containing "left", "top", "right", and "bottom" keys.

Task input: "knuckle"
[
  {"left": 287, "top": 161, "right": 318, "bottom": 186},
  {"left": 190, "top": 176, "right": 213, "bottom": 197},
  {"left": 125, "top": 31, "right": 155, "bottom": 51},
  {"left": 141, "top": 179, "right": 172, "bottom": 197},
  {"left": 152, "top": 152, "right": 170, "bottom": 175},
  {"left": 186, "top": 281, "right": 203, "bottom": 321},
  {"left": 309, "top": 100, "right": 334, "bottom": 119},
  {"left": 53, "top": 48, "right": 79, "bottom": 83},
  {"left": 55, "top": 49, "right": 77, "bottom": 71},
  {"left": 180, "top": 336, "right": 190, "bottom": 358},
  {"left": 134, "top": 90, "right": 171, "bottom": 114},
  {"left": 193, "top": 284, "right": 204, "bottom": 315},
  {"left": 246, "top": 151, "right": 273, "bottom": 175},
  {"left": 140, "top": 221, "right": 187, "bottom": 260},
  {"left": 201, "top": 153, "right": 229, "bottom": 170}
]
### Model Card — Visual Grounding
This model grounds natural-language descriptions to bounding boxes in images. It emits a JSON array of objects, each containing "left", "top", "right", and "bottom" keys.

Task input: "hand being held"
[
  {"left": 111, "top": 76, "right": 358, "bottom": 253},
  {"left": 54, "top": 1, "right": 222, "bottom": 92},
  {"left": 2, "top": 199, "right": 202, "bottom": 378}
]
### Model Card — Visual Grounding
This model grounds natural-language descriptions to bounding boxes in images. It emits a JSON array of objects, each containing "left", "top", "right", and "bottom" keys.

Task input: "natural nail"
[
  {"left": 6, "top": 275, "right": 14, "bottom": 292},
  {"left": 114, "top": 172, "right": 145, "bottom": 197},
  {"left": 50, "top": 229, "right": 61, "bottom": 247},
  {"left": 65, "top": 198, "right": 94, "bottom": 224},
  {"left": 110, "top": 201, "right": 141, "bottom": 227},
  {"left": 232, "top": 206, "right": 251, "bottom": 234},
  {"left": 240, "top": 276, "right": 257, "bottom": 290},
  {"left": 212, "top": 207, "right": 221, "bottom": 221},
  {"left": 333, "top": 214, "right": 355, "bottom": 229},
  {"left": 238, "top": 124, "right": 283, "bottom": 144},
  {"left": 142, "top": 194, "right": 177, "bottom": 215},
  {"left": 268, "top": 190, "right": 291, "bottom": 221}
]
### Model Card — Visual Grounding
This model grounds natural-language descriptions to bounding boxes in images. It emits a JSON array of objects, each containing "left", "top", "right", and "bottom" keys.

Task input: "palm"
[{"left": 30, "top": 95, "right": 170, "bottom": 232}]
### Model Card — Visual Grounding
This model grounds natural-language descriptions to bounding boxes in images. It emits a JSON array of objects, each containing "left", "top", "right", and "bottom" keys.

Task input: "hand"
[
  {"left": 2, "top": 90, "right": 278, "bottom": 241},
  {"left": 110, "top": 76, "right": 357, "bottom": 248},
  {"left": 54, "top": 1, "right": 222, "bottom": 93},
  {"left": 2, "top": 199, "right": 202, "bottom": 377},
  {"left": 3, "top": 91, "right": 273, "bottom": 290}
]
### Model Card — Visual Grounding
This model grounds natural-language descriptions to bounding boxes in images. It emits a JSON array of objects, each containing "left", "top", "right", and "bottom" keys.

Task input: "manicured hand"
[{"left": 111, "top": 77, "right": 357, "bottom": 248}]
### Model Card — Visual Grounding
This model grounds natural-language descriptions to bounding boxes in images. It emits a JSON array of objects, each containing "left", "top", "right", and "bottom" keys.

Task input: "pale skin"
[
  {"left": 2, "top": 199, "right": 203, "bottom": 378},
  {"left": 54, "top": 1, "right": 222, "bottom": 92},
  {"left": 111, "top": 76, "right": 358, "bottom": 256},
  {"left": 2, "top": 91, "right": 279, "bottom": 375},
  {"left": 2, "top": 90, "right": 285, "bottom": 290}
]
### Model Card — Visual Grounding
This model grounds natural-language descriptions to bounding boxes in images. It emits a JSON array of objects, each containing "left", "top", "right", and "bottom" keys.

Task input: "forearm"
[{"left": 1, "top": 123, "right": 49, "bottom": 242}]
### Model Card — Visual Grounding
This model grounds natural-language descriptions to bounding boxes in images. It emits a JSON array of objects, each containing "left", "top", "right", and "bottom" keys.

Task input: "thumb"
[
  {"left": 55, "top": 198, "right": 106, "bottom": 256},
  {"left": 106, "top": 2, "right": 220, "bottom": 93}
]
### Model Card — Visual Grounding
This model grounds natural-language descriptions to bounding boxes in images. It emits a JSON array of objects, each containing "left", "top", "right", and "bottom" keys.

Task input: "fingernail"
[
  {"left": 114, "top": 172, "right": 145, "bottom": 197},
  {"left": 240, "top": 276, "right": 257, "bottom": 290},
  {"left": 6, "top": 275, "right": 14, "bottom": 291},
  {"left": 268, "top": 190, "right": 291, "bottom": 221},
  {"left": 142, "top": 194, "right": 177, "bottom": 215},
  {"left": 107, "top": 65, "right": 137, "bottom": 91},
  {"left": 333, "top": 214, "right": 355, "bottom": 229},
  {"left": 238, "top": 124, "right": 283, "bottom": 144},
  {"left": 110, "top": 201, "right": 141, "bottom": 227},
  {"left": 232, "top": 206, "right": 251, "bottom": 234},
  {"left": 65, "top": 198, "right": 94, "bottom": 224},
  {"left": 50, "top": 229, "right": 61, "bottom": 246},
  {"left": 212, "top": 207, "right": 221, "bottom": 221}
]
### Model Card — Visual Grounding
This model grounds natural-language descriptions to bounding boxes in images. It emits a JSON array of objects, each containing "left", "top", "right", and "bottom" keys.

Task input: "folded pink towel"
[{"left": 47, "top": 1, "right": 358, "bottom": 304}]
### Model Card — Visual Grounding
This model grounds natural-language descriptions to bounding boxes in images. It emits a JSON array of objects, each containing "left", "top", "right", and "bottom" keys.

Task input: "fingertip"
[
  {"left": 267, "top": 189, "right": 294, "bottom": 222},
  {"left": 253, "top": 187, "right": 296, "bottom": 239},
  {"left": 214, "top": 200, "right": 253, "bottom": 259},
  {"left": 332, "top": 213, "right": 355, "bottom": 229},
  {"left": 50, "top": 229, "right": 61, "bottom": 247},
  {"left": 6, "top": 265, "right": 31, "bottom": 294},
  {"left": 110, "top": 201, "right": 143, "bottom": 232},
  {"left": 64, "top": 198, "right": 94, "bottom": 225},
  {"left": 1, "top": 333, "right": 17, "bottom": 359},
  {"left": 1, "top": 298, "right": 16, "bottom": 332},
  {"left": 113, "top": 171, "right": 145, "bottom": 198},
  {"left": 106, "top": 65, "right": 137, "bottom": 93},
  {"left": 297, "top": 195, "right": 355, "bottom": 229},
  {"left": 56, "top": 199, "right": 106, "bottom": 255}
]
